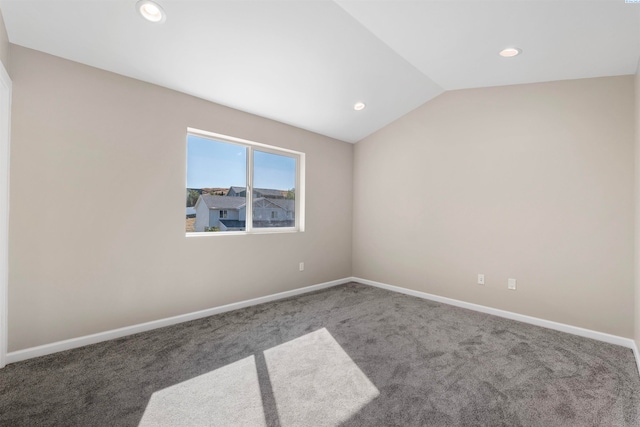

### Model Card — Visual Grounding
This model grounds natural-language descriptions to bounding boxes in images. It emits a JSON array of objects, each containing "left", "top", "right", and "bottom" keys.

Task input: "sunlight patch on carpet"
[
  {"left": 264, "top": 328, "right": 380, "bottom": 426},
  {"left": 139, "top": 355, "right": 266, "bottom": 427},
  {"left": 139, "top": 328, "right": 378, "bottom": 426}
]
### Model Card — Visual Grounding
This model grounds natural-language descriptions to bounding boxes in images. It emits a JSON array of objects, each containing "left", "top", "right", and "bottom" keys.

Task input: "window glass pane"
[
  {"left": 252, "top": 150, "right": 296, "bottom": 229},
  {"left": 186, "top": 135, "right": 247, "bottom": 233}
]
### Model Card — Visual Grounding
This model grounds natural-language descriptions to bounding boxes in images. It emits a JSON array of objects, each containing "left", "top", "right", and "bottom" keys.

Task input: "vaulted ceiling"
[{"left": 1, "top": 0, "right": 639, "bottom": 143}]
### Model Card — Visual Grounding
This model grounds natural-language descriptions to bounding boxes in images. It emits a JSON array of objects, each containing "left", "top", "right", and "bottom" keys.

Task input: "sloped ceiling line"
[{"left": 0, "top": 0, "right": 638, "bottom": 143}]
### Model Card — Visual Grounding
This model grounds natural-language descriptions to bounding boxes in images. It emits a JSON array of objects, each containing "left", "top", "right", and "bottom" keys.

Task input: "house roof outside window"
[{"left": 198, "top": 195, "right": 246, "bottom": 210}]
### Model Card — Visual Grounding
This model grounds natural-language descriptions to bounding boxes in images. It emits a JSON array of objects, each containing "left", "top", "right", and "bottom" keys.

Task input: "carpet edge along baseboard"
[
  {"left": 5, "top": 278, "right": 351, "bottom": 364},
  {"left": 6, "top": 276, "right": 640, "bottom": 378}
]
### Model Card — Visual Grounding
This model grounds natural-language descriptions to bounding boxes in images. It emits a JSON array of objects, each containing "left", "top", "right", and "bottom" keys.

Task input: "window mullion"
[{"left": 246, "top": 146, "right": 253, "bottom": 232}]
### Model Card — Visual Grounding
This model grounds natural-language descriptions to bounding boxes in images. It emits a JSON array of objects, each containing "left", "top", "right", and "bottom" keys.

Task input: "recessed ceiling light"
[
  {"left": 354, "top": 102, "right": 366, "bottom": 111},
  {"left": 136, "top": 0, "right": 166, "bottom": 23},
  {"left": 499, "top": 47, "right": 521, "bottom": 57}
]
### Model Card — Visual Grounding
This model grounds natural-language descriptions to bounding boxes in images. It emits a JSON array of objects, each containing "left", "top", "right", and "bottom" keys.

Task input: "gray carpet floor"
[{"left": 1, "top": 282, "right": 639, "bottom": 426}]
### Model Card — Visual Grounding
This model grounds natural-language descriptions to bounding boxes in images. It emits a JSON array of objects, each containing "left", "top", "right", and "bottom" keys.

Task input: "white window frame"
[
  {"left": 186, "top": 128, "right": 305, "bottom": 236},
  {"left": 219, "top": 210, "right": 228, "bottom": 219}
]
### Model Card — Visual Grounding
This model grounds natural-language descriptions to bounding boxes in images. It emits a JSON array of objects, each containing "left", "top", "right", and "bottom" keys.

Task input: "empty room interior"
[{"left": 1, "top": 0, "right": 640, "bottom": 425}]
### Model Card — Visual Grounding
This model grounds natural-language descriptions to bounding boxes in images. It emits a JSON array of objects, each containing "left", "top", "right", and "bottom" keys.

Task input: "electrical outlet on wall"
[
  {"left": 299, "top": 262, "right": 304, "bottom": 272},
  {"left": 477, "top": 274, "right": 485, "bottom": 285},
  {"left": 508, "top": 278, "right": 517, "bottom": 290}
]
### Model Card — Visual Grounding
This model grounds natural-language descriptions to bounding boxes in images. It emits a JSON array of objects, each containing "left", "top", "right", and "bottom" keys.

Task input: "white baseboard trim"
[
  {"left": 7, "top": 276, "right": 639, "bottom": 374},
  {"left": 352, "top": 277, "right": 637, "bottom": 350},
  {"left": 633, "top": 341, "right": 640, "bottom": 377},
  {"left": 6, "top": 277, "right": 350, "bottom": 364}
]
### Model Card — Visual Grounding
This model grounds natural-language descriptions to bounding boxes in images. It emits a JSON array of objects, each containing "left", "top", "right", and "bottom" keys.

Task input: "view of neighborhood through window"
[
  {"left": 186, "top": 132, "right": 300, "bottom": 234},
  {"left": 252, "top": 150, "right": 296, "bottom": 230}
]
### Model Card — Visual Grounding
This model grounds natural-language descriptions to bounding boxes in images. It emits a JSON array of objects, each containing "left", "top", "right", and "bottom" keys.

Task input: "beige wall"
[
  {"left": 353, "top": 76, "right": 635, "bottom": 338},
  {"left": 0, "top": 8, "right": 8, "bottom": 70},
  {"left": 6, "top": 41, "right": 637, "bottom": 351},
  {"left": 8, "top": 45, "right": 353, "bottom": 351}
]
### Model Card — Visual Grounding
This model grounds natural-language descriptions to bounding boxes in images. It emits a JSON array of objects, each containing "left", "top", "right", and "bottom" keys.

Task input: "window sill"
[{"left": 186, "top": 228, "right": 302, "bottom": 237}]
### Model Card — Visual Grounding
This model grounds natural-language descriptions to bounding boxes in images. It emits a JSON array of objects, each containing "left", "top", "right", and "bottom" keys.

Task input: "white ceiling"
[{"left": 1, "top": 1, "right": 639, "bottom": 143}]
